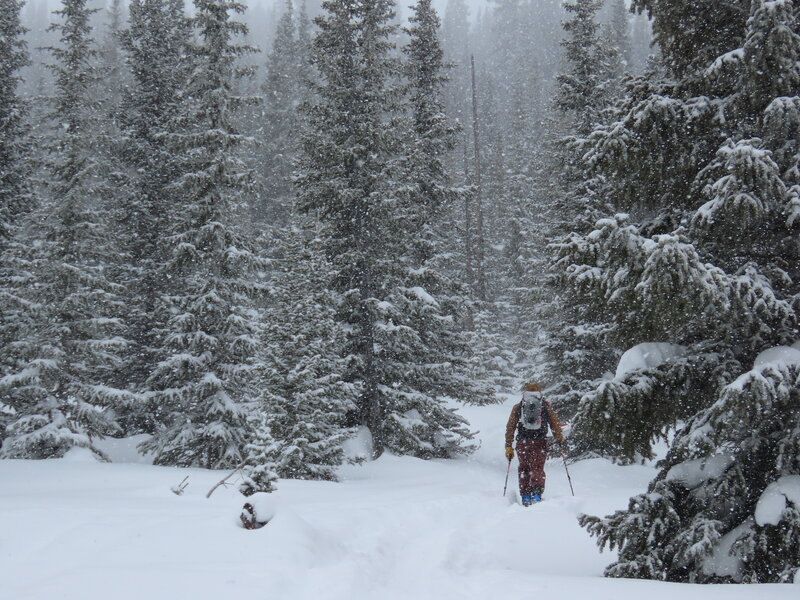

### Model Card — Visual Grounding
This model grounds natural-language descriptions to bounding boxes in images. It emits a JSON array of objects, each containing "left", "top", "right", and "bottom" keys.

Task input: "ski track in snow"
[{"left": 1, "top": 399, "right": 797, "bottom": 600}]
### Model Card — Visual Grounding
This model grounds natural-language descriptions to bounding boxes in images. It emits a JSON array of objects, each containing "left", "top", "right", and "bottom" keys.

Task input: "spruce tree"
[
  {"left": 0, "top": 0, "right": 29, "bottom": 251},
  {"left": 238, "top": 410, "right": 279, "bottom": 495},
  {"left": 260, "top": 229, "right": 358, "bottom": 480},
  {"left": 117, "top": 0, "right": 192, "bottom": 431},
  {"left": 0, "top": 0, "right": 28, "bottom": 439},
  {"left": 441, "top": 0, "right": 470, "bottom": 129},
  {"left": 570, "top": 0, "right": 800, "bottom": 581},
  {"left": 257, "top": 0, "right": 306, "bottom": 225},
  {"left": 98, "top": 0, "right": 126, "bottom": 124},
  {"left": 0, "top": 0, "right": 129, "bottom": 459},
  {"left": 537, "top": 0, "right": 619, "bottom": 425},
  {"left": 556, "top": 0, "right": 611, "bottom": 137},
  {"left": 392, "top": 0, "right": 490, "bottom": 412},
  {"left": 139, "top": 0, "right": 266, "bottom": 469},
  {"left": 297, "top": 0, "right": 476, "bottom": 459},
  {"left": 608, "top": 0, "right": 631, "bottom": 71}
]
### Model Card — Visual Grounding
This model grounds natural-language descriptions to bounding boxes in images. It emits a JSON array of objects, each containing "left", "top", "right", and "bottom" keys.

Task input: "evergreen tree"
[
  {"left": 0, "top": 0, "right": 28, "bottom": 438},
  {"left": 638, "top": 0, "right": 748, "bottom": 81},
  {"left": 441, "top": 0, "right": 470, "bottom": 141},
  {"left": 570, "top": 0, "right": 800, "bottom": 581},
  {"left": 0, "top": 0, "right": 129, "bottom": 459},
  {"left": 537, "top": 0, "right": 619, "bottom": 425},
  {"left": 98, "top": 0, "right": 126, "bottom": 124},
  {"left": 261, "top": 229, "right": 358, "bottom": 480},
  {"left": 117, "top": 0, "right": 192, "bottom": 431},
  {"left": 0, "top": 0, "right": 29, "bottom": 251},
  {"left": 396, "top": 0, "right": 492, "bottom": 409},
  {"left": 608, "top": 0, "right": 632, "bottom": 71},
  {"left": 581, "top": 358, "right": 800, "bottom": 582},
  {"left": 139, "top": 0, "right": 266, "bottom": 469},
  {"left": 238, "top": 409, "right": 279, "bottom": 495},
  {"left": 556, "top": 0, "right": 611, "bottom": 137},
  {"left": 258, "top": 0, "right": 306, "bottom": 224},
  {"left": 297, "top": 0, "right": 476, "bottom": 459}
]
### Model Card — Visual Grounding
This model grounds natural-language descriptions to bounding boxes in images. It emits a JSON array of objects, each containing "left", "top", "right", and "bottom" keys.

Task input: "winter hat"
[{"left": 523, "top": 382, "right": 542, "bottom": 392}]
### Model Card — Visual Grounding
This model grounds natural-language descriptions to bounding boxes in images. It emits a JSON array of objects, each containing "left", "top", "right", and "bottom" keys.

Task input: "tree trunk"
[
  {"left": 354, "top": 199, "right": 384, "bottom": 459},
  {"left": 470, "top": 55, "right": 486, "bottom": 301}
]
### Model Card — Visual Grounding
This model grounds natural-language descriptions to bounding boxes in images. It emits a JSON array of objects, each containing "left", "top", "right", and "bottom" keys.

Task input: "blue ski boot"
[
  {"left": 521, "top": 494, "right": 532, "bottom": 506},
  {"left": 531, "top": 494, "right": 542, "bottom": 504}
]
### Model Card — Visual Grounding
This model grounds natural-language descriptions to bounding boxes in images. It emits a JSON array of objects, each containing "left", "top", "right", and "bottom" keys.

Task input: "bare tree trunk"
[
  {"left": 355, "top": 199, "right": 383, "bottom": 459},
  {"left": 470, "top": 55, "right": 486, "bottom": 301},
  {"left": 463, "top": 132, "right": 473, "bottom": 290},
  {"left": 463, "top": 133, "right": 475, "bottom": 331}
]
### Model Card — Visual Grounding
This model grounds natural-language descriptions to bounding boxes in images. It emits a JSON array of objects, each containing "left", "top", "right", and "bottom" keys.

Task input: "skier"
[{"left": 504, "top": 382, "right": 565, "bottom": 506}]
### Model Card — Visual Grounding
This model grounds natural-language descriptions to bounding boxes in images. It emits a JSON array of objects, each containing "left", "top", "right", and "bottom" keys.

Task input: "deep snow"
[{"left": 1, "top": 398, "right": 796, "bottom": 600}]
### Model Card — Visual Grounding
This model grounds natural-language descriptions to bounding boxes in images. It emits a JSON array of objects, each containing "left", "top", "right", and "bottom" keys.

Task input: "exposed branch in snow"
[
  {"left": 205, "top": 462, "right": 245, "bottom": 499},
  {"left": 171, "top": 476, "right": 189, "bottom": 496}
]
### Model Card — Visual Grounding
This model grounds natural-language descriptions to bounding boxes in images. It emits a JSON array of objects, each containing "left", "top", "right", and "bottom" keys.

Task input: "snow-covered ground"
[{"left": 1, "top": 398, "right": 796, "bottom": 600}]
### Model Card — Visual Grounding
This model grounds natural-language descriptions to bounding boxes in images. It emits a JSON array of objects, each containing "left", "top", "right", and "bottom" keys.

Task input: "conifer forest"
[{"left": 1, "top": 0, "right": 799, "bottom": 587}]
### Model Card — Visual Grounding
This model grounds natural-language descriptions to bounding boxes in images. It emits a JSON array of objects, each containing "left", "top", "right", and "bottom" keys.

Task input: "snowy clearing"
[{"left": 0, "top": 398, "right": 795, "bottom": 600}]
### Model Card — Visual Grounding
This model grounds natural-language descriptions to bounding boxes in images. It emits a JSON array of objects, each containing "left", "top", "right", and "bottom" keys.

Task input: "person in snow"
[{"left": 504, "top": 382, "right": 564, "bottom": 506}]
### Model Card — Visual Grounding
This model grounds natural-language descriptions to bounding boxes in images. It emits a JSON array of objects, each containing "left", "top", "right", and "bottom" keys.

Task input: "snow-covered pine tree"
[
  {"left": 459, "top": 1, "right": 542, "bottom": 388},
  {"left": 93, "top": 0, "right": 130, "bottom": 217},
  {"left": 139, "top": 0, "right": 266, "bottom": 469},
  {"left": 440, "top": 0, "right": 470, "bottom": 132},
  {"left": 570, "top": 0, "right": 800, "bottom": 581},
  {"left": 116, "top": 0, "right": 192, "bottom": 432},
  {"left": 580, "top": 358, "right": 800, "bottom": 582},
  {"left": 608, "top": 0, "right": 631, "bottom": 72},
  {"left": 556, "top": 0, "right": 612, "bottom": 137},
  {"left": 257, "top": 0, "right": 307, "bottom": 225},
  {"left": 535, "top": 0, "right": 619, "bottom": 426},
  {"left": 238, "top": 409, "right": 279, "bottom": 495},
  {"left": 399, "top": 0, "right": 490, "bottom": 406},
  {"left": 296, "top": 0, "right": 311, "bottom": 84},
  {"left": 0, "top": 0, "right": 129, "bottom": 459},
  {"left": 487, "top": 71, "right": 551, "bottom": 380},
  {"left": 0, "top": 0, "right": 29, "bottom": 437},
  {"left": 91, "top": 0, "right": 133, "bottom": 397},
  {"left": 0, "top": 0, "right": 29, "bottom": 252},
  {"left": 402, "top": 0, "right": 456, "bottom": 234},
  {"left": 297, "top": 0, "right": 476, "bottom": 458},
  {"left": 259, "top": 228, "right": 358, "bottom": 481},
  {"left": 97, "top": 0, "right": 126, "bottom": 125}
]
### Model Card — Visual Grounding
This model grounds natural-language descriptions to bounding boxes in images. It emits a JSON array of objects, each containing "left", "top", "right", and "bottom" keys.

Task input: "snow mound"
[
  {"left": 245, "top": 492, "right": 277, "bottom": 523},
  {"left": 755, "top": 475, "right": 800, "bottom": 526},
  {"left": 93, "top": 434, "right": 154, "bottom": 464},
  {"left": 702, "top": 520, "right": 749, "bottom": 579},
  {"left": 409, "top": 286, "right": 438, "bottom": 306},
  {"left": 727, "top": 344, "right": 800, "bottom": 391},
  {"left": 342, "top": 425, "right": 372, "bottom": 462},
  {"left": 615, "top": 342, "right": 688, "bottom": 380},
  {"left": 61, "top": 446, "right": 100, "bottom": 462},
  {"left": 666, "top": 454, "right": 734, "bottom": 488},
  {"left": 753, "top": 346, "right": 800, "bottom": 370}
]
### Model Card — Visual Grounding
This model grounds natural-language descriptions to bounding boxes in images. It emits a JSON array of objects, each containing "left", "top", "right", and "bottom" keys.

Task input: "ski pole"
[
  {"left": 503, "top": 458, "right": 512, "bottom": 496},
  {"left": 537, "top": 389, "right": 575, "bottom": 496},
  {"left": 560, "top": 448, "right": 575, "bottom": 496}
]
